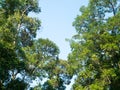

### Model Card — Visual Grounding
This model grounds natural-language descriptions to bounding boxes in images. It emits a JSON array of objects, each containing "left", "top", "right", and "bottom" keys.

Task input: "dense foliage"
[
  {"left": 0, "top": 0, "right": 41, "bottom": 89},
  {"left": 68, "top": 0, "right": 120, "bottom": 90}
]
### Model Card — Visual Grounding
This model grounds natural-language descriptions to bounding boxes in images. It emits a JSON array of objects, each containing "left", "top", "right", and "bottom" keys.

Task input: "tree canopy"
[
  {"left": 0, "top": 0, "right": 40, "bottom": 89},
  {"left": 68, "top": 0, "right": 120, "bottom": 90}
]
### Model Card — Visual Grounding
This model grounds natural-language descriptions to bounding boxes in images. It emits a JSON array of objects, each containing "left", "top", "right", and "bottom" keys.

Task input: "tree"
[
  {"left": 23, "top": 38, "right": 69, "bottom": 90},
  {"left": 23, "top": 38, "right": 60, "bottom": 78},
  {"left": 0, "top": 0, "right": 41, "bottom": 89},
  {"left": 68, "top": 0, "right": 120, "bottom": 89}
]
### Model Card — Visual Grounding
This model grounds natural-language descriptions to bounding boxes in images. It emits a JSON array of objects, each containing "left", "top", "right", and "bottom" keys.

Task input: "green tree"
[
  {"left": 0, "top": 0, "right": 41, "bottom": 89},
  {"left": 68, "top": 0, "right": 120, "bottom": 90},
  {"left": 23, "top": 38, "right": 60, "bottom": 78},
  {"left": 23, "top": 38, "right": 69, "bottom": 90}
]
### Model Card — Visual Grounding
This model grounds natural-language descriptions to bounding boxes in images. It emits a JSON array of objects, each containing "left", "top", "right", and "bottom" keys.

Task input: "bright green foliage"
[
  {"left": 23, "top": 38, "right": 60, "bottom": 77},
  {"left": 68, "top": 0, "right": 120, "bottom": 90},
  {"left": 23, "top": 38, "right": 70, "bottom": 90}
]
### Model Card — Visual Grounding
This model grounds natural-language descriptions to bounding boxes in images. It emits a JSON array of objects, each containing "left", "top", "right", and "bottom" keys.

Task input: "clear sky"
[{"left": 31, "top": 0, "right": 88, "bottom": 60}]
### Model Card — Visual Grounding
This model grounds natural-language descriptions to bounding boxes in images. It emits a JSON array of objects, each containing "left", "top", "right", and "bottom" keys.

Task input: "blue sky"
[{"left": 31, "top": 0, "right": 88, "bottom": 60}]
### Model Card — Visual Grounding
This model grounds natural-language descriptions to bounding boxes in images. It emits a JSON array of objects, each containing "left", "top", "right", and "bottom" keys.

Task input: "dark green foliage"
[
  {"left": 0, "top": 0, "right": 41, "bottom": 89},
  {"left": 5, "top": 79, "right": 27, "bottom": 90},
  {"left": 42, "top": 81, "right": 55, "bottom": 90}
]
